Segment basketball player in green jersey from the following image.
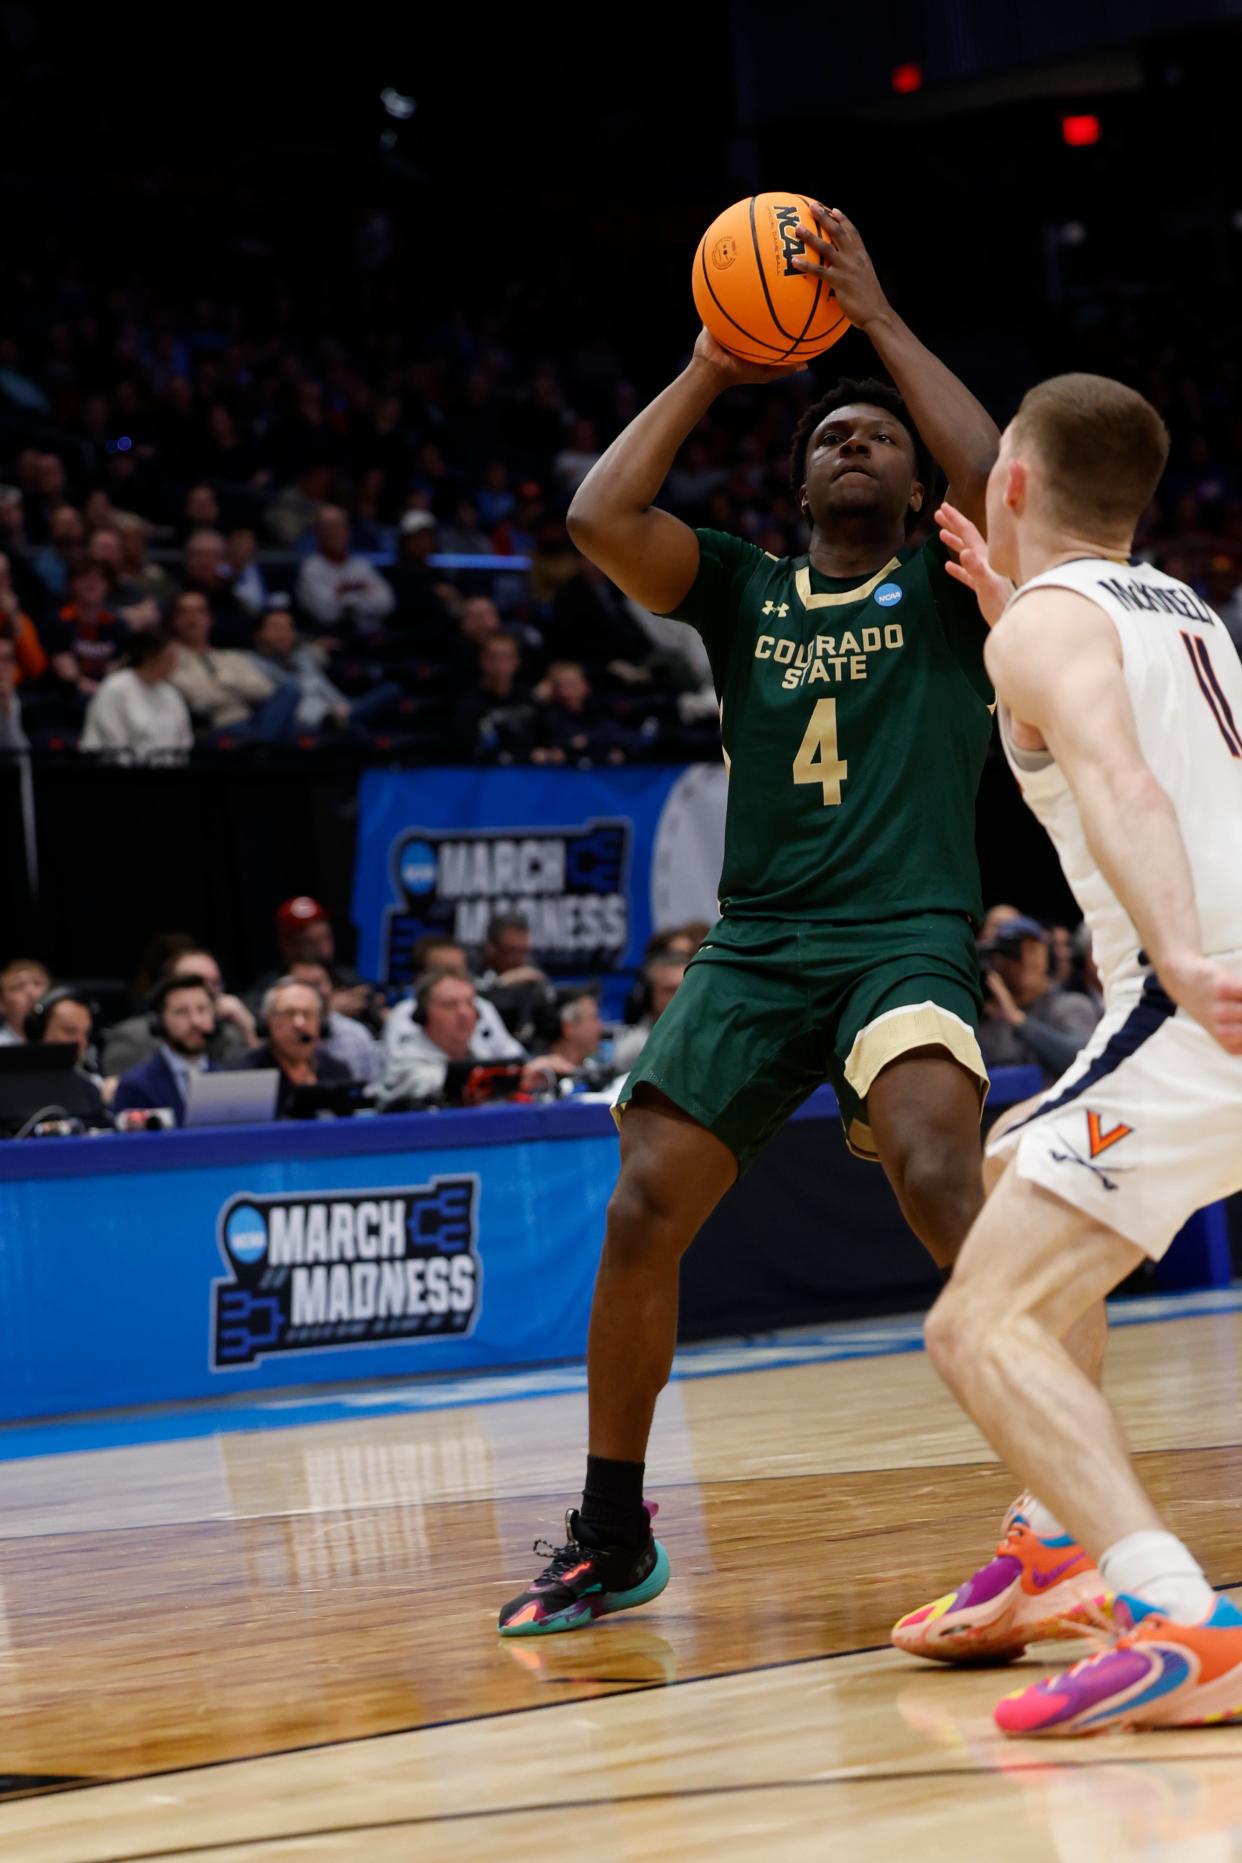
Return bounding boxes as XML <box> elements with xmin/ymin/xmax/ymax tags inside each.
<box><xmin>498</xmin><ymin>205</ymin><xmax>1001</xmax><ymax>1635</ymax></box>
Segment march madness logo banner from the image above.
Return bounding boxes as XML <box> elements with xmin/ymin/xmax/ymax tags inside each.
<box><xmin>351</xmin><ymin>765</ymin><xmax>730</xmax><ymax>999</ymax></box>
<box><xmin>211</xmin><ymin>1176</ymin><xmax>482</xmax><ymax>1369</ymax></box>
<box><xmin>381</xmin><ymin>819</ymin><xmax>630</xmax><ymax>986</ymax></box>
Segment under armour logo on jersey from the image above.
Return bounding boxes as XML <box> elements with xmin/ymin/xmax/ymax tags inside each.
<box><xmin>762</xmin><ymin>601</ymin><xmax>790</xmax><ymax>619</ymax></box>
<box><xmin>1086</xmin><ymin>1110</ymin><xmax>1133</xmax><ymax>1159</ymax></box>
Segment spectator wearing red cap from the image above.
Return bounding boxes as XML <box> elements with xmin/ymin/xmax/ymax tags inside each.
<box><xmin>247</xmin><ymin>899</ymin><xmax>375</xmax><ymax>1030</ymax></box>
<box><xmin>276</xmin><ymin>896</ymin><xmax>334</xmax><ymax>965</ymax></box>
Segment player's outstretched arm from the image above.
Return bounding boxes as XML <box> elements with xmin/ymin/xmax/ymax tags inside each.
<box><xmin>988</xmin><ymin>591</ymin><xmax>1242</xmax><ymax>1053</ymax></box>
<box><xmin>568</xmin><ymin>330</ymin><xmax>802</xmax><ymax>615</ymax></box>
<box><xmin>794</xmin><ymin>206</ymin><xmax>998</xmax><ymax>530</ymax></box>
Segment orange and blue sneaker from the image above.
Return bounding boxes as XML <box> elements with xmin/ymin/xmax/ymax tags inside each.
<box><xmin>497</xmin><ymin>1502</ymin><xmax>670</xmax><ymax>1636</ymax></box>
<box><xmin>995</xmin><ymin>1592</ymin><xmax>1242</xmax><ymax>1736</ymax></box>
<box><xmin>892</xmin><ymin>1504</ymin><xmax>1108</xmax><ymax>1664</ymax></box>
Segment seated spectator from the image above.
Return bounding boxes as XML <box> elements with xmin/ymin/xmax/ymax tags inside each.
<box><xmin>540</xmin><ymin>559</ymin><xmax>653</xmax><ymax>669</ymax></box>
<box><xmin>181</xmin><ymin>528</ymin><xmax>252</xmax><ymax>647</ymax></box>
<box><xmin>264</xmin><ymin>461</ymin><xmax>335</xmax><ymax>549</ymax></box>
<box><xmin>44</xmin><ymin>557</ymin><xmax>128</xmax><ymax>699</ymax></box>
<box><xmin>233</xmin><ymin>977</ymin><xmax>351</xmax><ymax>1117</ymax></box>
<box><xmin>248</xmin><ymin>899</ymin><xmax>375</xmax><ymax>1028</ymax></box>
<box><xmin>115</xmin><ymin>517</ymin><xmax>176</xmax><ymax>611</ymax></box>
<box><xmin>977</xmin><ymin>914</ymin><xmax>1102</xmax><ymax>1079</ymax></box>
<box><xmin>0</xmin><ymin>957</ymin><xmax>50</xmax><ymax>1046</ymax></box>
<box><xmin>226</xmin><ymin>528</ymin><xmax>270</xmax><ymax>618</ymax></box>
<box><xmin>87</xmin><ymin>525</ymin><xmax>148</xmax><ymax>609</ymax></box>
<box><xmin>552</xmin><ymin>418</ymin><xmax>602</xmax><ymax>495</ymax></box>
<box><xmin>531</xmin><ymin>660</ymin><xmax>630</xmax><ymax>765</ymax></box>
<box><xmin>181</xmin><ymin>484</ymin><xmax>221</xmax><ymax>540</ymax></box>
<box><xmin>103</xmin><ymin>945</ymin><xmax>257</xmax><ymax>1075</ymax></box>
<box><xmin>168</xmin><ymin>590</ymin><xmax>298</xmax><ymax>742</ymax></box>
<box><xmin>619</xmin><ymin>926</ymin><xmax>703</xmax><ymax>1025</ymax></box>
<box><xmin>528</xmin><ymin>986</ymin><xmax>609</xmax><ymax>1091</ymax></box>
<box><xmin>454</xmin><ymin>632</ymin><xmax>533</xmax><ymax>759</ymax></box>
<box><xmin>377</xmin><ymin>968</ymin><xmax>553</xmax><ymax>1105</ymax></box>
<box><xmin>439</xmin><ymin>498</ymin><xmax>492</xmax><ymax>557</ymax></box>
<box><xmin>613</xmin><ymin>954</ymin><xmax>687</xmax><ymax>1074</ymax></box>
<box><xmin>295</xmin><ymin>504</ymin><xmax>395</xmax><ymax>637</ymax></box>
<box><xmin>286</xmin><ymin>954</ymin><xmax>383</xmax><ymax>1084</ymax></box>
<box><xmin>25</xmin><ymin>985</ymin><xmax>109</xmax><ymax>1109</ymax></box>
<box><xmin>980</xmin><ymin>902</ymin><xmax>1022</xmax><ymax>941</ymax></box>
<box><xmin>384</xmin><ymin>511</ymin><xmax>457</xmax><ymax>644</ymax></box>
<box><xmin>383</xmin><ymin>934</ymin><xmax>525</xmax><ymax>1064</ymax></box>
<box><xmin>0</xmin><ymin>553</ymin><xmax>49</xmax><ymax>685</ymax></box>
<box><xmin>0</xmin><ymin>638</ymin><xmax>28</xmax><ymax>751</ymax></box>
<box><xmin>80</xmin><ymin>628</ymin><xmax>193</xmax><ymax>762</ymax></box>
<box><xmin>451</xmin><ymin>594</ymin><xmax>541</xmax><ymax>676</ymax></box>
<box><xmin>30</xmin><ymin>504</ymin><xmax>85</xmax><ymax>602</ymax></box>
<box><xmin>111</xmin><ymin>974</ymin><xmax>219</xmax><ymax>1125</ymax></box>
<box><xmin>249</xmin><ymin>603</ymin><xmax>401</xmax><ymax>737</ymax></box>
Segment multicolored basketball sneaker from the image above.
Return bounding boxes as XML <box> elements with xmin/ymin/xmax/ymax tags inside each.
<box><xmin>995</xmin><ymin>1592</ymin><xmax>1242</xmax><ymax>1736</ymax></box>
<box><xmin>892</xmin><ymin>1505</ymin><xmax>1108</xmax><ymax>1664</ymax></box>
<box><xmin>497</xmin><ymin>1501</ymin><xmax>670</xmax><ymax>1636</ymax></box>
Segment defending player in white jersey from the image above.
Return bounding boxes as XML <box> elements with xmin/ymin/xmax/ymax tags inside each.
<box><xmin>895</xmin><ymin>372</ymin><xmax>1242</xmax><ymax>1735</ymax></box>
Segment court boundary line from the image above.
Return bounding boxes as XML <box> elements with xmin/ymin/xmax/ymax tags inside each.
<box><xmin>85</xmin><ymin>1743</ymin><xmax>1242</xmax><ymax>1862</ymax></box>
<box><xmin>5</xmin><ymin>1578</ymin><xmax>1241</xmax><ymax>1823</ymax></box>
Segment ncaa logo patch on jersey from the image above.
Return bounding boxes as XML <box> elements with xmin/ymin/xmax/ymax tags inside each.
<box><xmin>874</xmin><ymin>582</ymin><xmax>904</xmax><ymax>608</ymax></box>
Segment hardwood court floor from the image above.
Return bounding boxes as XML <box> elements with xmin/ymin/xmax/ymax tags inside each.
<box><xmin>0</xmin><ymin>1303</ymin><xmax>1239</xmax><ymax>1858</ymax></box>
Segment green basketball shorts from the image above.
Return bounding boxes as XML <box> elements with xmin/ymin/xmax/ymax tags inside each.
<box><xmin>614</xmin><ymin>911</ymin><xmax>987</xmax><ymax>1168</ymax></box>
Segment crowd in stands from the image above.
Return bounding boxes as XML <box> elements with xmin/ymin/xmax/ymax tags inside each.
<box><xmin>0</xmin><ymin>279</ymin><xmax>1239</xmax><ymax>765</ymax></box>
<box><xmin>0</xmin><ymin>898</ymin><xmax>1104</xmax><ymax>1138</ymax></box>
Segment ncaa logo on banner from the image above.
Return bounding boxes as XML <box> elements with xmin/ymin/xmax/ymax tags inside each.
<box><xmin>381</xmin><ymin>820</ymin><xmax>632</xmax><ymax>986</ymax></box>
<box><xmin>211</xmin><ymin>1176</ymin><xmax>482</xmax><ymax>1369</ymax></box>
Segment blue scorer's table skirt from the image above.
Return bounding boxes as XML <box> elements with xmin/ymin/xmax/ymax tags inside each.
<box><xmin>0</xmin><ymin>1073</ymin><xmax>1229</xmax><ymax>1425</ymax></box>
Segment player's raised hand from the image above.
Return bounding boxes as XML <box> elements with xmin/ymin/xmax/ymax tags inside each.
<box><xmin>692</xmin><ymin>326</ymin><xmax>806</xmax><ymax>388</ymax></box>
<box><xmin>791</xmin><ymin>205</ymin><xmax>888</xmax><ymax>329</ymax></box>
<box><xmin>937</xmin><ymin>502</ymin><xmax>1014</xmax><ymax>627</ymax></box>
<box><xmin>1159</xmin><ymin>955</ymin><xmax>1242</xmax><ymax>1054</ymax></box>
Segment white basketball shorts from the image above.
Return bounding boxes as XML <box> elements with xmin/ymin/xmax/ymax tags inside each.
<box><xmin>986</xmin><ymin>966</ymin><xmax>1242</xmax><ymax>1259</ymax></box>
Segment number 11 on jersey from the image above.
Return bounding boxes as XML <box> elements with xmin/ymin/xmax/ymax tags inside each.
<box><xmin>793</xmin><ymin>698</ymin><xmax>848</xmax><ymax>806</ymax></box>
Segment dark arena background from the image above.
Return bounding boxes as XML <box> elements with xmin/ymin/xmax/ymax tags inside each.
<box><xmin>0</xmin><ymin>3</ymin><xmax>1240</xmax><ymax>1853</ymax></box>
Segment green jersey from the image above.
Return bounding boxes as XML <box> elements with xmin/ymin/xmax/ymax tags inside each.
<box><xmin>667</xmin><ymin>530</ymin><xmax>994</xmax><ymax>924</ymax></box>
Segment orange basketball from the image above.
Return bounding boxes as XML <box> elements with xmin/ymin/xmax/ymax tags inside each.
<box><xmin>692</xmin><ymin>192</ymin><xmax>851</xmax><ymax>366</ymax></box>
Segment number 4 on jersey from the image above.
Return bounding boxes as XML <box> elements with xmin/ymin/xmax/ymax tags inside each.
<box><xmin>793</xmin><ymin>698</ymin><xmax>848</xmax><ymax>806</ymax></box>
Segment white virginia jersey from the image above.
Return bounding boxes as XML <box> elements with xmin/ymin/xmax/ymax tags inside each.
<box><xmin>998</xmin><ymin>557</ymin><xmax>1242</xmax><ymax>999</ymax></box>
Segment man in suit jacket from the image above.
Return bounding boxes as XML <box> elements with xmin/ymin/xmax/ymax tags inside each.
<box><xmin>112</xmin><ymin>975</ymin><xmax>218</xmax><ymax>1125</ymax></box>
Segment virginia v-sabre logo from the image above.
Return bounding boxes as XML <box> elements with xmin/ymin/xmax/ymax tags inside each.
<box><xmin>381</xmin><ymin>819</ymin><xmax>631</xmax><ymax>985</ymax></box>
<box><xmin>212</xmin><ymin>1177</ymin><xmax>482</xmax><ymax>1369</ymax></box>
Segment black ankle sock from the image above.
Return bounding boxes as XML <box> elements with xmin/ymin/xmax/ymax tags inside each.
<box><xmin>578</xmin><ymin>1454</ymin><xmax>647</xmax><ymax>1547</ymax></box>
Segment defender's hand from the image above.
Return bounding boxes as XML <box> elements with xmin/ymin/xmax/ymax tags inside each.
<box><xmin>691</xmin><ymin>326</ymin><xmax>805</xmax><ymax>388</ymax></box>
<box><xmin>937</xmin><ymin>502</ymin><xmax>1014</xmax><ymax>627</ymax></box>
<box><xmin>791</xmin><ymin>205</ymin><xmax>888</xmax><ymax>329</ymax></box>
<box><xmin>1159</xmin><ymin>955</ymin><xmax>1242</xmax><ymax>1055</ymax></box>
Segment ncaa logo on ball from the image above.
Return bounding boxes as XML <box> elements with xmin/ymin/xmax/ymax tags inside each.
<box><xmin>874</xmin><ymin>582</ymin><xmax>904</xmax><ymax>608</ymax></box>
<box><xmin>711</xmin><ymin>236</ymin><xmax>737</xmax><ymax>270</ymax></box>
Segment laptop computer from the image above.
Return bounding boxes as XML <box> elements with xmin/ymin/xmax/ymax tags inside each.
<box><xmin>0</xmin><ymin>1043</ymin><xmax>105</xmax><ymax>1134</ymax></box>
<box><xmin>184</xmin><ymin>1068</ymin><xmax>281</xmax><ymax>1128</ymax></box>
